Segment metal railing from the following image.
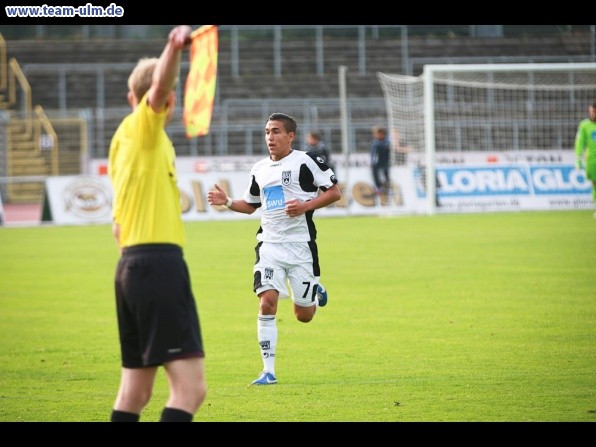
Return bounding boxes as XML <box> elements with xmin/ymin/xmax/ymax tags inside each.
<box><xmin>88</xmin><ymin>97</ymin><xmax>388</xmax><ymax>159</ymax></box>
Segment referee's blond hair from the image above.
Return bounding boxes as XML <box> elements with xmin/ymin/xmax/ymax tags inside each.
<box><xmin>128</xmin><ymin>57</ymin><xmax>157</xmax><ymax>103</ymax></box>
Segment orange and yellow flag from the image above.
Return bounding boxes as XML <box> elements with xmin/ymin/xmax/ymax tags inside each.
<box><xmin>184</xmin><ymin>25</ymin><xmax>218</xmax><ymax>138</ymax></box>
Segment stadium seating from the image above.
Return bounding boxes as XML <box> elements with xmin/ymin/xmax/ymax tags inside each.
<box><xmin>4</xmin><ymin>32</ymin><xmax>592</xmax><ymax>110</ymax></box>
<box><xmin>0</xmin><ymin>28</ymin><xmax>593</xmax><ymax>204</ymax></box>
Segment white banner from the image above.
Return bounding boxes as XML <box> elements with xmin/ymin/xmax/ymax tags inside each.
<box><xmin>43</xmin><ymin>163</ymin><xmax>592</xmax><ymax>225</ymax></box>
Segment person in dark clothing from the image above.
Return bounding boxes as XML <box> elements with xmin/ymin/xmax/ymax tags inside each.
<box><xmin>305</xmin><ymin>130</ymin><xmax>335</xmax><ymax>171</ymax></box>
<box><xmin>370</xmin><ymin>125</ymin><xmax>391</xmax><ymax>195</ymax></box>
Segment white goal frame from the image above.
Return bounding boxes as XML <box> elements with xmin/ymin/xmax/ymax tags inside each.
<box><xmin>379</xmin><ymin>62</ymin><xmax>596</xmax><ymax>215</ymax></box>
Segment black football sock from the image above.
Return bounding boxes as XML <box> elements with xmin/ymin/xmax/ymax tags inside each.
<box><xmin>160</xmin><ymin>407</ymin><xmax>193</xmax><ymax>422</ymax></box>
<box><xmin>110</xmin><ymin>410</ymin><xmax>140</xmax><ymax>422</ymax></box>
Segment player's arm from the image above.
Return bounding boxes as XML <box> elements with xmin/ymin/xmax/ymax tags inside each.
<box><xmin>112</xmin><ymin>222</ymin><xmax>122</xmax><ymax>253</ymax></box>
<box><xmin>575</xmin><ymin>123</ymin><xmax>586</xmax><ymax>169</ymax></box>
<box><xmin>307</xmin><ymin>183</ymin><xmax>341</xmax><ymax>211</ymax></box>
<box><xmin>148</xmin><ymin>25</ymin><xmax>192</xmax><ymax>113</ymax></box>
<box><xmin>207</xmin><ymin>184</ymin><xmax>258</xmax><ymax>215</ymax></box>
<box><xmin>286</xmin><ymin>184</ymin><xmax>341</xmax><ymax>217</ymax></box>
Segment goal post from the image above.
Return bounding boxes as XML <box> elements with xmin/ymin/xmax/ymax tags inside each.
<box><xmin>378</xmin><ymin>62</ymin><xmax>596</xmax><ymax>215</ymax></box>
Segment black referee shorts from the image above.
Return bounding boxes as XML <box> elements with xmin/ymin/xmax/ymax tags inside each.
<box><xmin>115</xmin><ymin>244</ymin><xmax>204</xmax><ymax>368</ymax></box>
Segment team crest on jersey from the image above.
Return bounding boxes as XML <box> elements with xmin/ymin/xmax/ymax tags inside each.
<box><xmin>264</xmin><ymin>268</ymin><xmax>274</xmax><ymax>280</ymax></box>
<box><xmin>282</xmin><ymin>171</ymin><xmax>292</xmax><ymax>186</ymax></box>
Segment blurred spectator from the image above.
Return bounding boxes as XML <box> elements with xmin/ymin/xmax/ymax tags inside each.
<box><xmin>304</xmin><ymin>130</ymin><xmax>335</xmax><ymax>171</ymax></box>
<box><xmin>370</xmin><ymin>125</ymin><xmax>391</xmax><ymax>195</ymax></box>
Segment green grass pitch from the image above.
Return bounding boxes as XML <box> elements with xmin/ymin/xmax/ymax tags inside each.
<box><xmin>0</xmin><ymin>210</ymin><xmax>595</xmax><ymax>422</ymax></box>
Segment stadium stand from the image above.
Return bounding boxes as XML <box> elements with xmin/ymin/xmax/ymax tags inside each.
<box><xmin>5</xmin><ymin>31</ymin><xmax>594</xmax><ymax>107</ymax></box>
<box><xmin>0</xmin><ymin>26</ymin><xmax>594</xmax><ymax>204</ymax></box>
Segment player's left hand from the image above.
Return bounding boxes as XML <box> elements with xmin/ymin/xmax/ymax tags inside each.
<box><xmin>285</xmin><ymin>199</ymin><xmax>304</xmax><ymax>217</ymax></box>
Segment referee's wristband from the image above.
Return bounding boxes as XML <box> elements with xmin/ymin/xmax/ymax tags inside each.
<box><xmin>225</xmin><ymin>197</ymin><xmax>233</xmax><ymax>208</ymax></box>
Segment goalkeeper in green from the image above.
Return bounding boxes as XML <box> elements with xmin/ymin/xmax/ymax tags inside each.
<box><xmin>575</xmin><ymin>101</ymin><xmax>596</xmax><ymax>216</ymax></box>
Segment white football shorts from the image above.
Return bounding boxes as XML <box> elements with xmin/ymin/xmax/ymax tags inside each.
<box><xmin>254</xmin><ymin>241</ymin><xmax>320</xmax><ymax>307</ymax></box>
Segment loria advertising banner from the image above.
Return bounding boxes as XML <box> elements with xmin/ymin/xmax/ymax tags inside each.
<box><xmin>42</xmin><ymin>159</ymin><xmax>592</xmax><ymax>225</ymax></box>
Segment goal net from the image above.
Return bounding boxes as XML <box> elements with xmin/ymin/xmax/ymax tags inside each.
<box><xmin>377</xmin><ymin>63</ymin><xmax>596</xmax><ymax>214</ymax></box>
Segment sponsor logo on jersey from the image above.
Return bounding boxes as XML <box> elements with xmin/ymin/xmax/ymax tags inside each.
<box><xmin>263</xmin><ymin>185</ymin><xmax>285</xmax><ymax>210</ymax></box>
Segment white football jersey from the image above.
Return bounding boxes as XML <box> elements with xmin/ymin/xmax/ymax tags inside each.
<box><xmin>242</xmin><ymin>149</ymin><xmax>338</xmax><ymax>243</ymax></box>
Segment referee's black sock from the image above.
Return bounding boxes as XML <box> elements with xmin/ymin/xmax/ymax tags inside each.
<box><xmin>160</xmin><ymin>407</ymin><xmax>193</xmax><ymax>422</ymax></box>
<box><xmin>110</xmin><ymin>410</ymin><xmax>140</xmax><ymax>422</ymax></box>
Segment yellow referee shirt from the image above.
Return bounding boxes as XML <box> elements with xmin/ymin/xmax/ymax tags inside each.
<box><xmin>108</xmin><ymin>93</ymin><xmax>185</xmax><ymax>248</ymax></box>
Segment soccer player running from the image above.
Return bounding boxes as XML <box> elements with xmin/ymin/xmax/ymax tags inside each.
<box><xmin>207</xmin><ymin>112</ymin><xmax>341</xmax><ymax>385</ymax></box>
<box><xmin>575</xmin><ymin>100</ymin><xmax>596</xmax><ymax>218</ymax></box>
<box><xmin>108</xmin><ymin>25</ymin><xmax>206</xmax><ymax>421</ymax></box>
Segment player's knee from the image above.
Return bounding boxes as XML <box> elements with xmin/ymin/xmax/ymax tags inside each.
<box><xmin>258</xmin><ymin>290</ymin><xmax>278</xmax><ymax>315</ymax></box>
<box><xmin>172</xmin><ymin>379</ymin><xmax>207</xmax><ymax>414</ymax></box>
<box><xmin>189</xmin><ymin>382</ymin><xmax>207</xmax><ymax>412</ymax></box>
<box><xmin>118</xmin><ymin>387</ymin><xmax>152</xmax><ymax>413</ymax></box>
<box><xmin>294</xmin><ymin>307</ymin><xmax>315</xmax><ymax>323</ymax></box>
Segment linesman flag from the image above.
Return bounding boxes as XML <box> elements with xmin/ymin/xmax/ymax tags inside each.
<box><xmin>184</xmin><ymin>25</ymin><xmax>218</xmax><ymax>138</ymax></box>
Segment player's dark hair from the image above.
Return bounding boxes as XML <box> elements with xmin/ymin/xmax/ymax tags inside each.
<box><xmin>268</xmin><ymin>112</ymin><xmax>297</xmax><ymax>134</ymax></box>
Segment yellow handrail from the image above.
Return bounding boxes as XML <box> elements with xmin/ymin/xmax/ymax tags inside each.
<box><xmin>34</xmin><ymin>105</ymin><xmax>59</xmax><ymax>176</ymax></box>
<box><xmin>8</xmin><ymin>57</ymin><xmax>33</xmax><ymax>136</ymax></box>
<box><xmin>0</xmin><ymin>34</ymin><xmax>6</xmax><ymax>90</ymax></box>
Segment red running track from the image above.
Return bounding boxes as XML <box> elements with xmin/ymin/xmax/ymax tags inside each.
<box><xmin>1</xmin><ymin>203</ymin><xmax>42</xmax><ymax>225</ymax></box>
